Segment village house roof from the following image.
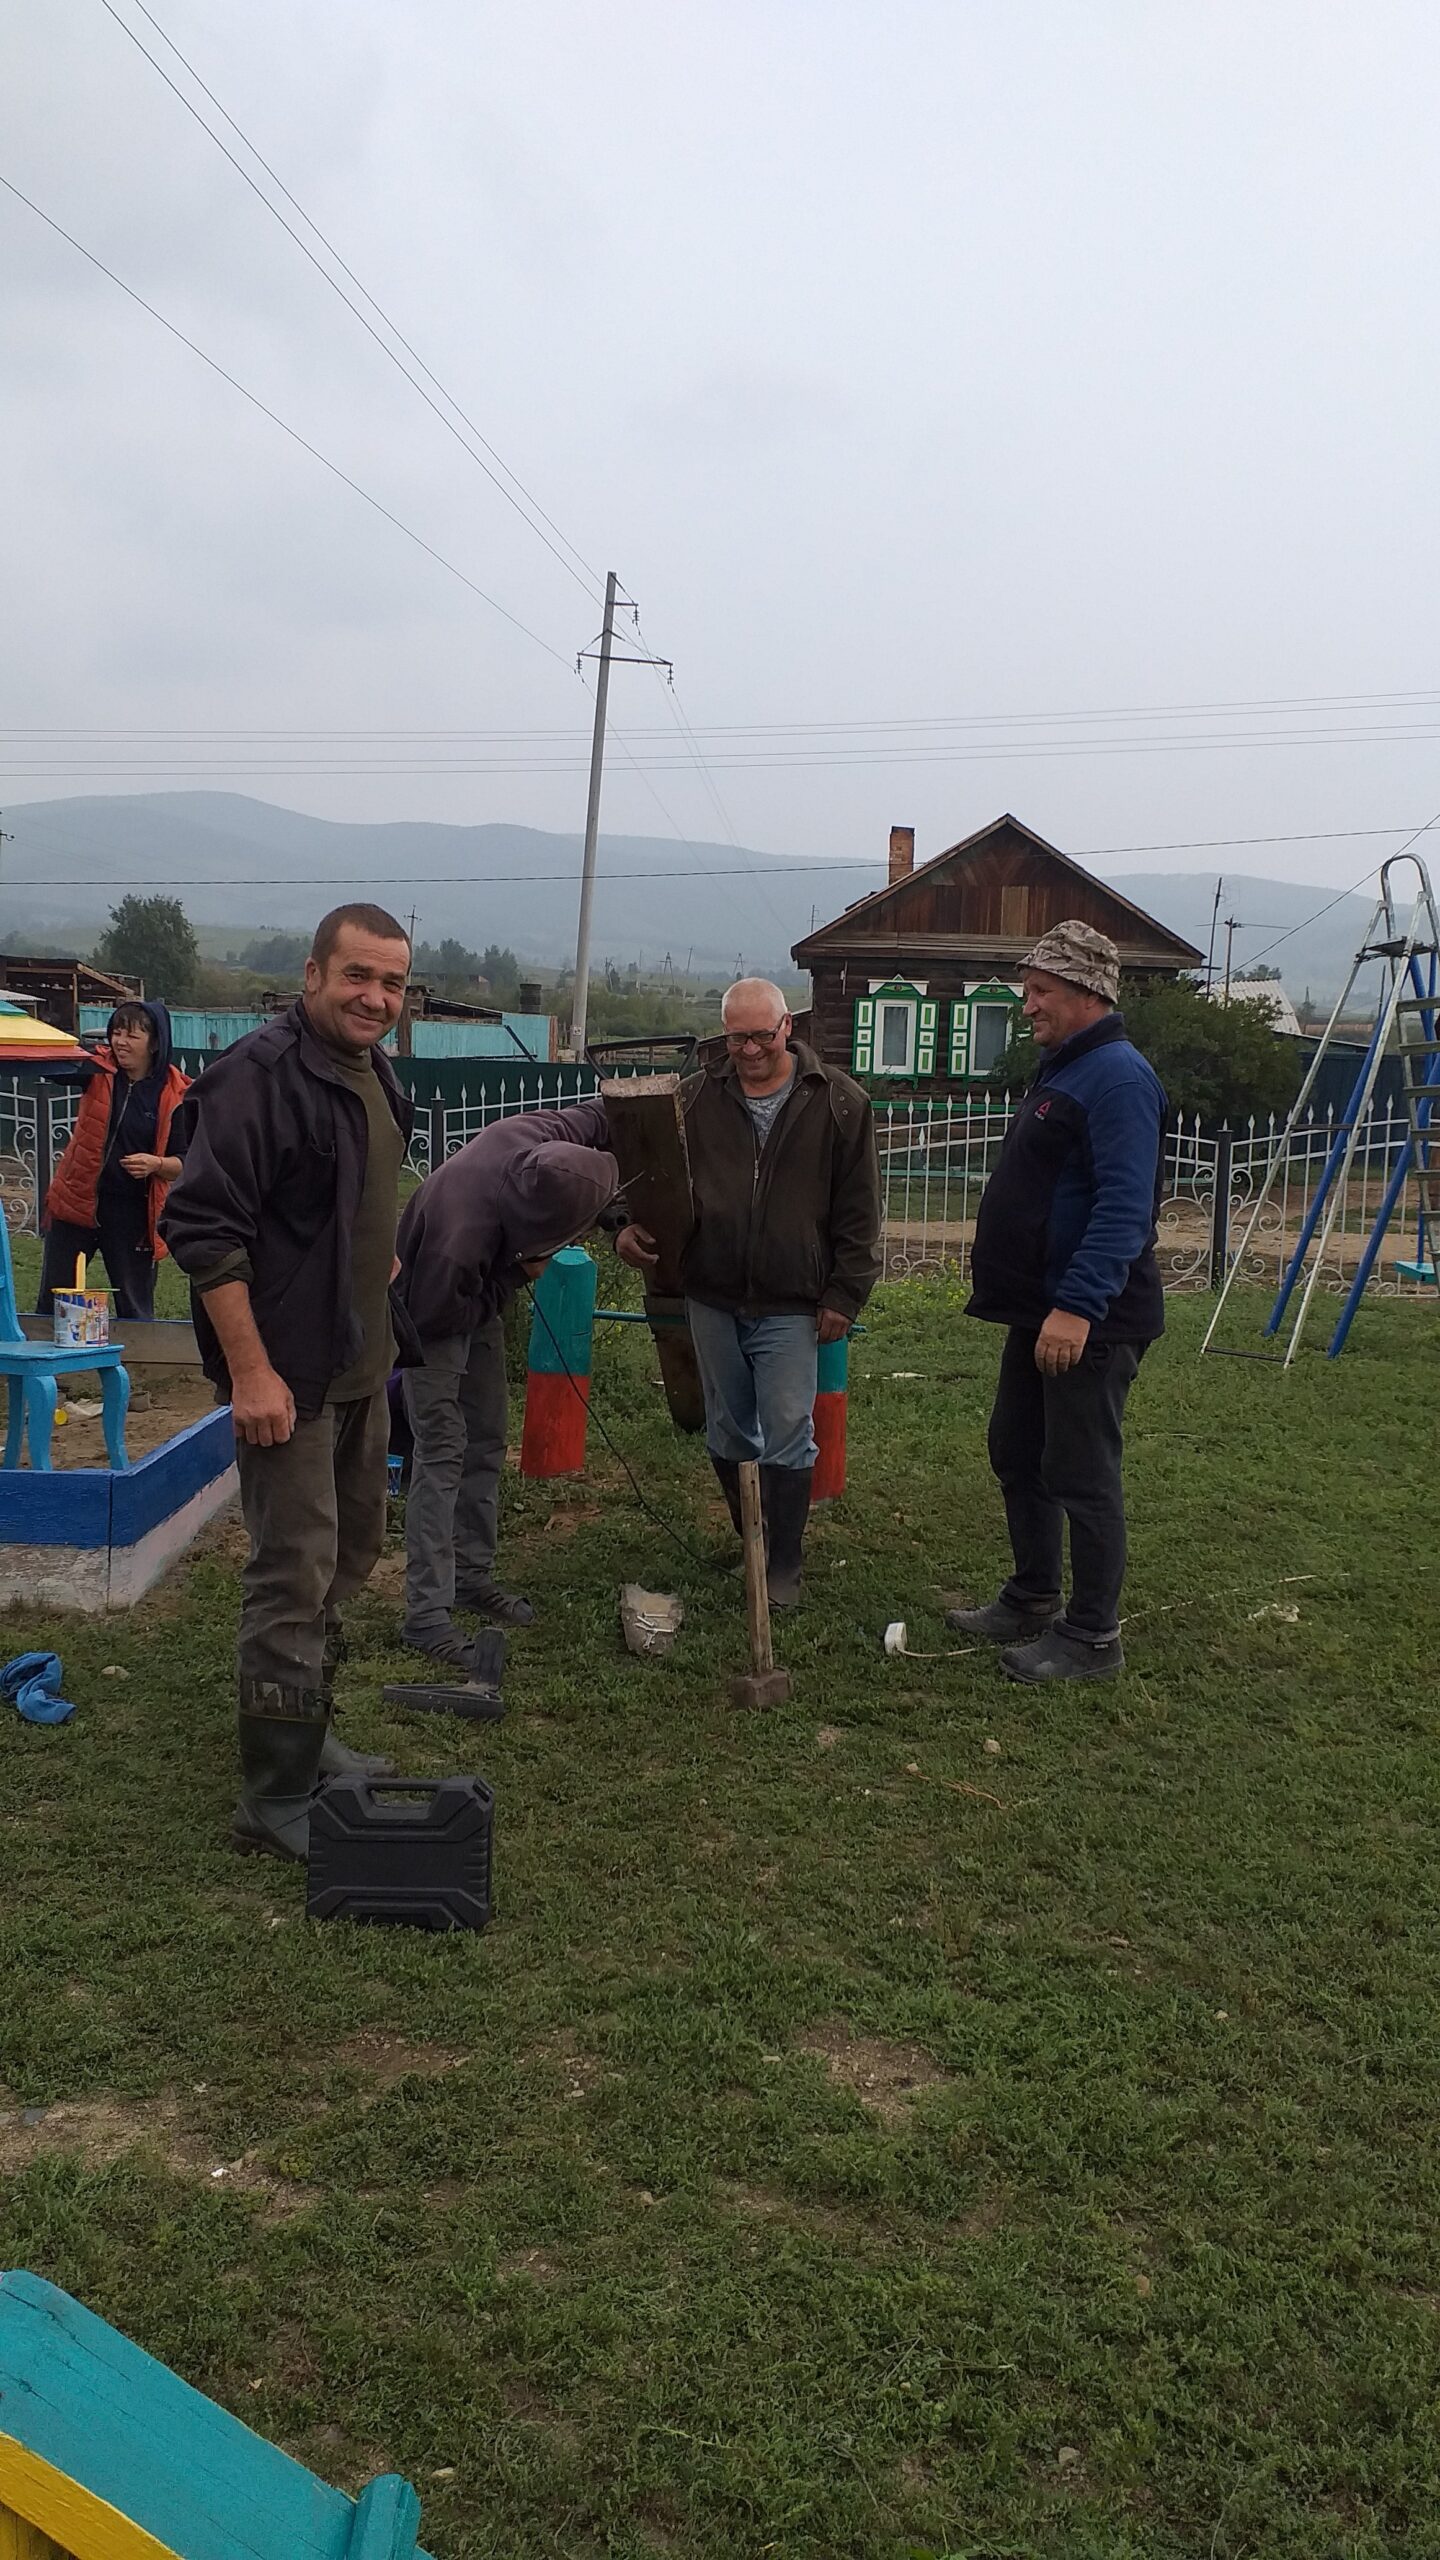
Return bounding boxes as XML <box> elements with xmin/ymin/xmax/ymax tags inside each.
<box><xmin>791</xmin><ymin>813</ymin><xmax>1202</xmax><ymax>973</ymax></box>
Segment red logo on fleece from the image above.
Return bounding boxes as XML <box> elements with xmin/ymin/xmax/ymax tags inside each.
<box><xmin>1034</xmin><ymin>1099</ymin><xmax>1051</xmax><ymax>1118</ymax></box>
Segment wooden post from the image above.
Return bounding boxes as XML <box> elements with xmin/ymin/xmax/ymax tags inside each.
<box><xmin>730</xmin><ymin>1458</ymin><xmax>790</xmax><ymax>1707</ymax></box>
<box><xmin>600</xmin><ymin>1072</ymin><xmax>706</xmax><ymax>1432</ymax></box>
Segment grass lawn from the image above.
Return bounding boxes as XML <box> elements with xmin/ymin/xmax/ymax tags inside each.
<box><xmin>1</xmin><ymin>1284</ymin><xmax>1437</xmax><ymax>2559</ymax></box>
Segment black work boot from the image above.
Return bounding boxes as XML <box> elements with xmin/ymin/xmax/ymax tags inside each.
<box><xmin>318</xmin><ymin>1629</ymin><xmax>395</xmax><ymax>1780</ymax></box>
<box><xmin>944</xmin><ymin>1594</ymin><xmax>1061</xmax><ymax>1643</ymax></box>
<box><xmin>454</xmin><ymin>1581</ymin><xmax>536</xmax><ymax>1629</ymax></box>
<box><xmin>400</xmin><ymin>1619</ymin><xmax>483</xmax><ymax>1671</ymax></box>
<box><xmin>232</xmin><ymin>1681</ymin><xmax>329</xmax><ymax>1862</ymax></box>
<box><xmin>1001</xmin><ymin>1623</ymin><xmax>1125</xmax><ymax>1684</ymax></box>
<box><xmin>760</xmin><ymin>1464</ymin><xmax>813</xmax><ymax>1610</ymax></box>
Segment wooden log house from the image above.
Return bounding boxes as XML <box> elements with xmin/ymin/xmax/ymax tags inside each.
<box><xmin>791</xmin><ymin>814</ymin><xmax>1201</xmax><ymax>1099</ymax></box>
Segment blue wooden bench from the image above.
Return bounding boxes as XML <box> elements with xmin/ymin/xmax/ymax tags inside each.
<box><xmin>0</xmin><ymin>2271</ymin><xmax>433</xmax><ymax>2558</ymax></box>
<box><xmin>0</xmin><ymin>1222</ymin><xmax>129</xmax><ymax>1472</ymax></box>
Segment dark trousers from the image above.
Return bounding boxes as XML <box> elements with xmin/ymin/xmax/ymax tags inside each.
<box><xmin>402</xmin><ymin>1317</ymin><xmax>508</xmax><ymax>1633</ymax></box>
<box><xmin>988</xmin><ymin>1327</ymin><xmax>1144</xmax><ymax>1640</ymax></box>
<box><xmin>39</xmin><ymin>1205</ymin><xmax>156</xmax><ymax>1320</ymax></box>
<box><xmin>234</xmin><ymin>1392</ymin><xmax>390</xmax><ymax>1699</ymax></box>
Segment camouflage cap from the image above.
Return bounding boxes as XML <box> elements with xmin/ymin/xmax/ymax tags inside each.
<box><xmin>1021</xmin><ymin>919</ymin><xmax>1120</xmax><ymax>1005</ymax></box>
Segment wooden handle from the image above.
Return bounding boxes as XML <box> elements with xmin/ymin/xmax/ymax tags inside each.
<box><xmin>737</xmin><ymin>1460</ymin><xmax>773</xmax><ymax>1674</ymax></box>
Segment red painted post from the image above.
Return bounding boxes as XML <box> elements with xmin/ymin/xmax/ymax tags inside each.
<box><xmin>812</xmin><ymin>1330</ymin><xmax>849</xmax><ymax>1502</ymax></box>
<box><xmin>520</xmin><ymin>1248</ymin><xmax>596</xmax><ymax>1479</ymax></box>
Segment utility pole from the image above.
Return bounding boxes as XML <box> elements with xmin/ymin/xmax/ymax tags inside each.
<box><xmin>569</xmin><ymin>576</ymin><xmax>671</xmax><ymax>1057</ymax></box>
<box><xmin>570</xmin><ymin>571</ymin><xmax>618</xmax><ymax>1058</ymax></box>
<box><xmin>1205</xmin><ymin>876</ymin><xmax>1223</xmax><ymax>993</ymax></box>
<box><xmin>1222</xmin><ymin>914</ymin><xmax>1241</xmax><ymax>1003</ymax></box>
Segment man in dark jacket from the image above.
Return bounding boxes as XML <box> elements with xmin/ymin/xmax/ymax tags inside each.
<box><xmin>951</xmin><ymin>920</ymin><xmax>1166</xmax><ymax>1684</ymax></box>
<box><xmin>161</xmin><ymin>904</ymin><xmax>413</xmax><ymax>1858</ymax></box>
<box><xmin>393</xmin><ymin>1104</ymin><xmax>618</xmax><ymax>1662</ymax></box>
<box><xmin>617</xmin><ymin>978</ymin><xmax>881</xmax><ymax>1608</ymax></box>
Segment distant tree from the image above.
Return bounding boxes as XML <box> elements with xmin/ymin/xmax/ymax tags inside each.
<box><xmin>478</xmin><ymin>944</ymin><xmax>521</xmax><ymax>1005</ymax></box>
<box><xmin>239</xmin><ymin>931</ymin><xmax>310</xmax><ymax>980</ymax></box>
<box><xmin>986</xmin><ymin>973</ymin><xmax>1301</xmax><ymax>1127</ymax></box>
<box><xmin>1247</xmin><ymin>962</ymin><xmax>1283</xmax><ymax>982</ymax></box>
<box><xmin>94</xmin><ymin>895</ymin><xmax>199</xmax><ymax>1001</ymax></box>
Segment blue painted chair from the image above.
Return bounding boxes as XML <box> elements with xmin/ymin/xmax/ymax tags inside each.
<box><xmin>0</xmin><ymin>2268</ymin><xmax>434</xmax><ymax>2557</ymax></box>
<box><xmin>0</xmin><ymin>1217</ymin><xmax>129</xmax><ymax>1472</ymax></box>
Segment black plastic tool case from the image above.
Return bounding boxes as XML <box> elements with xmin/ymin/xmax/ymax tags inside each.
<box><xmin>307</xmin><ymin>1774</ymin><xmax>494</xmax><ymax>1931</ymax></box>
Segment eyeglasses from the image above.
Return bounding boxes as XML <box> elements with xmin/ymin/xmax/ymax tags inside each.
<box><xmin>723</xmin><ymin>1026</ymin><xmax>787</xmax><ymax>1051</ymax></box>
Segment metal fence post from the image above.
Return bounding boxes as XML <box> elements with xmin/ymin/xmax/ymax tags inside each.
<box><xmin>1208</xmin><ymin>1125</ymin><xmax>1233</xmax><ymax>1289</ymax></box>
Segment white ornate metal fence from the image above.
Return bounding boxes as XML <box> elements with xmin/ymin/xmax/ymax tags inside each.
<box><xmin>2</xmin><ymin>1069</ymin><xmax>1430</xmax><ymax>1303</ymax></box>
<box><xmin>874</xmin><ymin>1094</ymin><xmax>1434</xmax><ymax>1296</ymax></box>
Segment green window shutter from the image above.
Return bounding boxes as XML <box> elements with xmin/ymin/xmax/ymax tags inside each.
<box><xmin>852</xmin><ymin>997</ymin><xmax>874</xmax><ymax>1075</ymax></box>
<box><xmin>916</xmin><ymin>998</ymin><xmax>938</xmax><ymax>1077</ymax></box>
<box><xmin>948</xmin><ymin>999</ymin><xmax>970</xmax><ymax>1078</ymax></box>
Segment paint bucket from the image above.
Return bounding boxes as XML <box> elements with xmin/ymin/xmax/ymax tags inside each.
<box><xmin>53</xmin><ymin>1289</ymin><xmax>111</xmax><ymax>1349</ymax></box>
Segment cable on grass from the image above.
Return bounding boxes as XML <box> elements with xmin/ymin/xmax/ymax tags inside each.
<box><xmin>524</xmin><ymin>1280</ymin><xmax>710</xmax><ymax>1570</ymax></box>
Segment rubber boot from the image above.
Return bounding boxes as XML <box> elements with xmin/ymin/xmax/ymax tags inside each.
<box><xmin>319</xmin><ymin>1628</ymin><xmax>395</xmax><ymax>1780</ymax></box>
<box><xmin>710</xmin><ymin>1453</ymin><xmax>745</xmax><ymax>1538</ymax></box>
<box><xmin>760</xmin><ymin>1464</ymin><xmax>813</xmax><ymax>1610</ymax></box>
<box><xmin>232</xmin><ymin>1681</ymin><xmax>329</xmax><ymax>1862</ymax></box>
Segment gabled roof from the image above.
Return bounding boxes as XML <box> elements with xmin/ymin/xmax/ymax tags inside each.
<box><xmin>792</xmin><ymin>812</ymin><xmax>1202</xmax><ymax>966</ymax></box>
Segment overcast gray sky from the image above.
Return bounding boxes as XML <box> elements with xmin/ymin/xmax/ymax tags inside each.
<box><xmin>5</xmin><ymin>0</ymin><xmax>1440</xmax><ymax>911</ymax></box>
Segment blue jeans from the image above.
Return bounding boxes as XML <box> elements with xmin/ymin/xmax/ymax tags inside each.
<box><xmin>685</xmin><ymin>1300</ymin><xmax>818</xmax><ymax>1468</ymax></box>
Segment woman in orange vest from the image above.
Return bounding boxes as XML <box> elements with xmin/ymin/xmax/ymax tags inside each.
<box><xmin>38</xmin><ymin>1000</ymin><xmax>190</xmax><ymax>1320</ymax></box>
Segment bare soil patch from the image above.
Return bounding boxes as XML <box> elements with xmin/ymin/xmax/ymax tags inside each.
<box><xmin>496</xmin><ymin>2247</ymin><xmax>561</xmax><ymax>2283</ymax></box>
<box><xmin>42</xmin><ymin>1365</ymin><xmax>218</xmax><ymax>1470</ymax></box>
<box><xmin>795</xmin><ymin>2022</ymin><xmax>952</xmax><ymax>2127</ymax></box>
<box><xmin>0</xmin><ymin>2091</ymin><xmax>312</xmax><ymax>2218</ymax></box>
<box><xmin>331</xmin><ymin>2032</ymin><xmax>471</xmax><ymax>2086</ymax></box>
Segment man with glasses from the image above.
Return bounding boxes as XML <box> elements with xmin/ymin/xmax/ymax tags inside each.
<box><xmin>617</xmin><ymin>978</ymin><xmax>880</xmax><ymax>1607</ymax></box>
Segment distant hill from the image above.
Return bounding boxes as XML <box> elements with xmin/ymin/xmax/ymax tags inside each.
<box><xmin>0</xmin><ymin>794</ymin><xmax>1380</xmax><ymax>997</ymax></box>
<box><xmin>0</xmin><ymin>793</ymin><xmax>847</xmax><ymax>976</ymax></box>
<box><xmin>1099</xmin><ymin>872</ymin><xmax>1380</xmax><ymax>1006</ymax></box>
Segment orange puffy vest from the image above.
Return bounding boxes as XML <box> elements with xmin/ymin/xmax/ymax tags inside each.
<box><xmin>45</xmin><ymin>1053</ymin><xmax>191</xmax><ymax>1259</ymax></box>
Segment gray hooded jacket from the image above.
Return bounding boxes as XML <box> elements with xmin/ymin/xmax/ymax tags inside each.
<box><xmin>394</xmin><ymin>1101</ymin><xmax>618</xmax><ymax>1343</ymax></box>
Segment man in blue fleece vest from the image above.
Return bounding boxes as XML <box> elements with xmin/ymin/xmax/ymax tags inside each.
<box><xmin>950</xmin><ymin>920</ymin><xmax>1166</xmax><ymax>1683</ymax></box>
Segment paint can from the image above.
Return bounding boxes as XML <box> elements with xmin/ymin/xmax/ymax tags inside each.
<box><xmin>52</xmin><ymin>1289</ymin><xmax>110</xmax><ymax>1349</ymax></box>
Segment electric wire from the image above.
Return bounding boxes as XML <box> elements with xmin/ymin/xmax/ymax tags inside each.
<box><xmin>1240</xmin><ymin>806</ymin><xmax>1440</xmax><ymax>971</ymax></box>
<box><xmin>96</xmin><ymin>0</ymin><xmax>603</xmax><ymax>602</ymax></box>
<box><xmin>0</xmin><ymin>173</ymin><xmax>573</xmax><ymax>670</ymax></box>
<box><xmin>10</xmin><ymin>682</ymin><xmax>1440</xmax><ymax>738</ymax></box>
<box><xmin>523</xmin><ymin>1279</ymin><xmax>709</xmax><ymax>1568</ymax></box>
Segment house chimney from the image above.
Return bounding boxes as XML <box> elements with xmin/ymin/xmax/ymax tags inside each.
<box><xmin>888</xmin><ymin>825</ymin><xmax>915</xmax><ymax>885</ymax></box>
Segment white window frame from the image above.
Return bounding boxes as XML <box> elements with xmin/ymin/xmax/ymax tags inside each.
<box><xmin>968</xmin><ymin>999</ymin><xmax>1015</xmax><ymax>1076</ymax></box>
<box><xmin>874</xmin><ymin>997</ymin><xmax>917</xmax><ymax>1075</ymax></box>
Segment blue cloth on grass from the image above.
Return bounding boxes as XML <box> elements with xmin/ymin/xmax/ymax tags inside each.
<box><xmin>1</xmin><ymin>1651</ymin><xmax>77</xmax><ymax>1724</ymax></box>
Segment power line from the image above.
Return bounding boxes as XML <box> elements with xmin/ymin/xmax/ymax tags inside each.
<box><xmin>1240</xmin><ymin>806</ymin><xmax>1440</xmax><ymax>971</ymax></box>
<box><xmin>0</xmin><ymin>173</ymin><xmax>574</xmax><ymax>670</ymax></box>
<box><xmin>12</xmin><ymin>689</ymin><xmax>1440</xmax><ymax>748</ymax></box>
<box><xmin>97</xmin><ymin>0</ymin><xmax>603</xmax><ymax>602</ymax></box>
<box><xmin>11</xmin><ymin>725</ymin><xmax>1440</xmax><ymax>779</ymax></box>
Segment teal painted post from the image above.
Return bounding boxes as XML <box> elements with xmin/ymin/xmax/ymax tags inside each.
<box><xmin>520</xmin><ymin>1247</ymin><xmax>596</xmax><ymax>1477</ymax></box>
<box><xmin>812</xmin><ymin>1329</ymin><xmax>850</xmax><ymax>1501</ymax></box>
<box><xmin>348</xmin><ymin>2473</ymin><xmax>422</xmax><ymax>2555</ymax></box>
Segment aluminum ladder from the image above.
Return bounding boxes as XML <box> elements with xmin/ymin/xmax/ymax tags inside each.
<box><xmin>1202</xmin><ymin>851</ymin><xmax>1439</xmax><ymax>1364</ymax></box>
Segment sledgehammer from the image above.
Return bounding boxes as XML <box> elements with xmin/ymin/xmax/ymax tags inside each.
<box><xmin>729</xmin><ymin>1459</ymin><xmax>791</xmax><ymax>1709</ymax></box>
